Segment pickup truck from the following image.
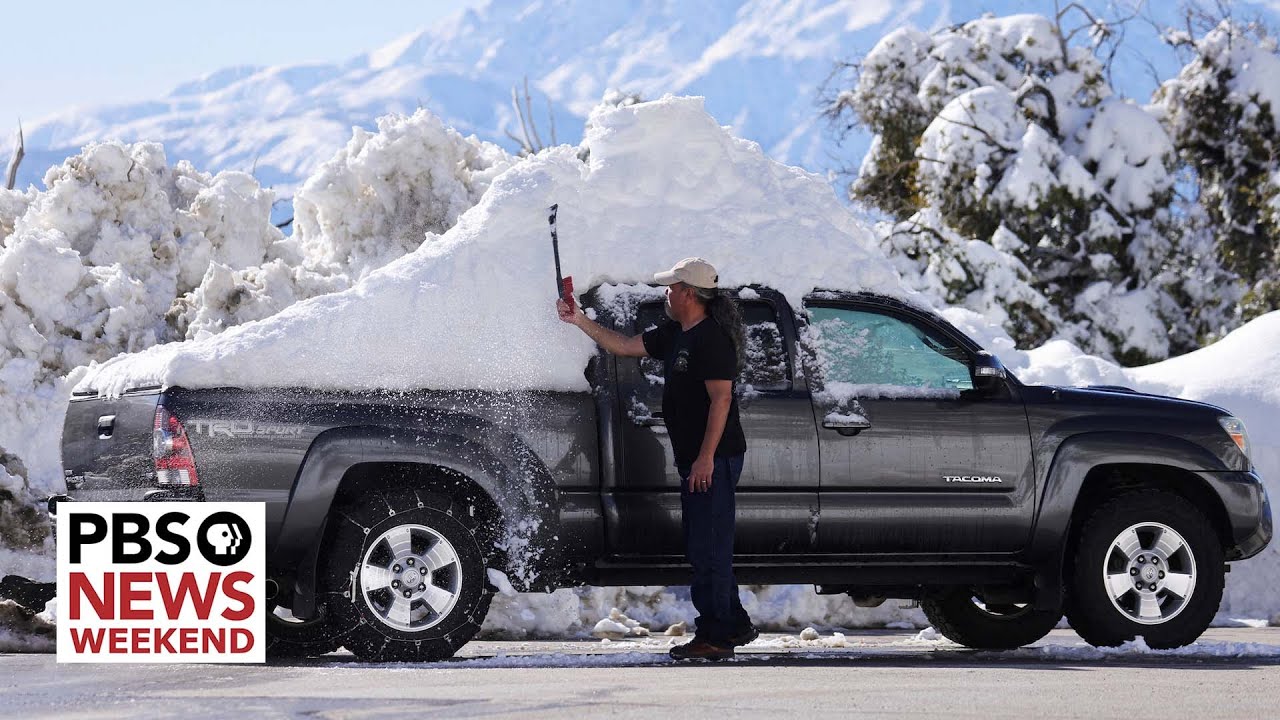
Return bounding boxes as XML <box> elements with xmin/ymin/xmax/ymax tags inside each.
<box><xmin>59</xmin><ymin>287</ymin><xmax>1272</xmax><ymax>661</ymax></box>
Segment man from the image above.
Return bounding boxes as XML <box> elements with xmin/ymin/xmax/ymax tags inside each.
<box><xmin>557</xmin><ymin>257</ymin><xmax>756</xmax><ymax>660</ymax></box>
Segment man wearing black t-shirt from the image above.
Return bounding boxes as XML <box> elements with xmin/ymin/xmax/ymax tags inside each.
<box><xmin>557</xmin><ymin>257</ymin><xmax>754</xmax><ymax>661</ymax></box>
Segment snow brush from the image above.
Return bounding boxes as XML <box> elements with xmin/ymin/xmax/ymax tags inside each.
<box><xmin>549</xmin><ymin>203</ymin><xmax>575</xmax><ymax>310</ymax></box>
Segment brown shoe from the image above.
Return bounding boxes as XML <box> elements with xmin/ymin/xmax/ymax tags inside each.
<box><xmin>669</xmin><ymin>639</ymin><xmax>734</xmax><ymax>661</ymax></box>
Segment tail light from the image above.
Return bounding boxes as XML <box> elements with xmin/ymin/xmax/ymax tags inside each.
<box><xmin>153</xmin><ymin>404</ymin><xmax>200</xmax><ymax>486</ymax></box>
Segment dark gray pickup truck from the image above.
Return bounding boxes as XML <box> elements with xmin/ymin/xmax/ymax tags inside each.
<box><xmin>59</xmin><ymin>288</ymin><xmax>1272</xmax><ymax>661</ymax></box>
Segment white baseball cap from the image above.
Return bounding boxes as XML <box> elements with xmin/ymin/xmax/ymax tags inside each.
<box><xmin>653</xmin><ymin>257</ymin><xmax>719</xmax><ymax>289</ymax></box>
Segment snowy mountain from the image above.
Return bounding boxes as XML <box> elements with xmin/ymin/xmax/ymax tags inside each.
<box><xmin>8</xmin><ymin>0</ymin><xmax>1259</xmax><ymax>195</ymax></box>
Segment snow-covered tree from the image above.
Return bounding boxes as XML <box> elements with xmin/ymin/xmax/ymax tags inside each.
<box><xmin>826</xmin><ymin>12</ymin><xmax>1237</xmax><ymax>364</ymax></box>
<box><xmin>1157</xmin><ymin>18</ymin><xmax>1280</xmax><ymax>321</ymax></box>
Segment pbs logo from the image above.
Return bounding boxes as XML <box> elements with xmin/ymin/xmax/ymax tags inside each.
<box><xmin>196</xmin><ymin>512</ymin><xmax>252</xmax><ymax>567</ymax></box>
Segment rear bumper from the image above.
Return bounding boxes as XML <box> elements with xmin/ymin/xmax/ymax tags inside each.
<box><xmin>1201</xmin><ymin>470</ymin><xmax>1272</xmax><ymax>560</ymax></box>
<box><xmin>48</xmin><ymin>486</ymin><xmax>205</xmax><ymax>516</ymax></box>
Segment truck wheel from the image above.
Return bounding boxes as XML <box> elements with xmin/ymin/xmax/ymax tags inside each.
<box><xmin>922</xmin><ymin>590</ymin><xmax>1061</xmax><ymax>649</ymax></box>
<box><xmin>265</xmin><ymin>604</ymin><xmax>349</xmax><ymax>659</ymax></box>
<box><xmin>1066</xmin><ymin>490</ymin><xmax>1223</xmax><ymax>649</ymax></box>
<box><xmin>322</xmin><ymin>488</ymin><xmax>494</xmax><ymax>662</ymax></box>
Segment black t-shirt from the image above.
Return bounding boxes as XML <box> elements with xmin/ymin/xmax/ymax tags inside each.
<box><xmin>641</xmin><ymin>316</ymin><xmax>748</xmax><ymax>466</ymax></box>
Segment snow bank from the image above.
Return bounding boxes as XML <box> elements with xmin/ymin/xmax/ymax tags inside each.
<box><xmin>0</xmin><ymin>142</ymin><xmax>282</xmax><ymax>507</ymax></box>
<box><xmin>1127</xmin><ymin>313</ymin><xmax>1280</xmax><ymax>618</ymax></box>
<box><xmin>173</xmin><ymin>109</ymin><xmax>513</xmax><ymax>341</ymax></box>
<box><xmin>77</xmin><ymin>96</ymin><xmax>903</xmax><ymax>396</ymax></box>
<box><xmin>481</xmin><ymin>585</ymin><xmax>926</xmax><ymax>639</ymax></box>
<box><xmin>0</xmin><ymin>109</ymin><xmax>506</xmax><ymax>601</ymax></box>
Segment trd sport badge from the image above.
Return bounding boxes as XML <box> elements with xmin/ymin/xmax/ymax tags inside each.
<box><xmin>56</xmin><ymin>502</ymin><xmax>266</xmax><ymax>663</ymax></box>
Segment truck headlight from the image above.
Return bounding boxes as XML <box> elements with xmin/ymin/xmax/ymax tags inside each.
<box><xmin>1218</xmin><ymin>416</ymin><xmax>1252</xmax><ymax>461</ymax></box>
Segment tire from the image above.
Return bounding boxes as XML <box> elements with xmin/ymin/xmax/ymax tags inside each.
<box><xmin>1066</xmin><ymin>490</ymin><xmax>1223</xmax><ymax>649</ymax></box>
<box><xmin>922</xmin><ymin>589</ymin><xmax>1062</xmax><ymax>649</ymax></box>
<box><xmin>322</xmin><ymin>488</ymin><xmax>494</xmax><ymax>662</ymax></box>
<box><xmin>265</xmin><ymin>603</ymin><xmax>349</xmax><ymax>659</ymax></box>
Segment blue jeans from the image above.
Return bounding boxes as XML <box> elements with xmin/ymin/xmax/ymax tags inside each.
<box><xmin>678</xmin><ymin>454</ymin><xmax>752</xmax><ymax>643</ymax></box>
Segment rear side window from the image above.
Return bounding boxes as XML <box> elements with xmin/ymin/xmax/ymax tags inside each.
<box><xmin>636</xmin><ymin>299</ymin><xmax>790</xmax><ymax>391</ymax></box>
<box><xmin>803</xmin><ymin>305</ymin><xmax>973</xmax><ymax>396</ymax></box>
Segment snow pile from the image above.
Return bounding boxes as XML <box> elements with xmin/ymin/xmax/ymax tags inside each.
<box><xmin>0</xmin><ymin>108</ymin><xmax>508</xmax><ymax>542</ymax></box>
<box><xmin>77</xmin><ymin>96</ymin><xmax>904</xmax><ymax>396</ymax></box>
<box><xmin>1127</xmin><ymin>313</ymin><xmax>1280</xmax><ymax>618</ymax></box>
<box><xmin>0</xmin><ymin>600</ymin><xmax>55</xmax><ymax>652</ymax></box>
<box><xmin>0</xmin><ymin>142</ymin><xmax>281</xmax><ymax>532</ymax></box>
<box><xmin>174</xmin><ymin>109</ymin><xmax>512</xmax><ymax>341</ymax></box>
<box><xmin>481</xmin><ymin>583</ymin><xmax>926</xmax><ymax>639</ymax></box>
<box><xmin>591</xmin><ymin>608</ymin><xmax>652</xmax><ymax>639</ymax></box>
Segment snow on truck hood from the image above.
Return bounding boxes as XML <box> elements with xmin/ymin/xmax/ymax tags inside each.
<box><xmin>75</xmin><ymin>96</ymin><xmax>909</xmax><ymax>397</ymax></box>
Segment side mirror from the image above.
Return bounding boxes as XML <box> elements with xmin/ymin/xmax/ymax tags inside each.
<box><xmin>971</xmin><ymin>351</ymin><xmax>1007</xmax><ymax>394</ymax></box>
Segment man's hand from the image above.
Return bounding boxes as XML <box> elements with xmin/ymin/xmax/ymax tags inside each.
<box><xmin>689</xmin><ymin>454</ymin><xmax>714</xmax><ymax>493</ymax></box>
<box><xmin>559</xmin><ymin>302</ymin><xmax>649</xmax><ymax>357</ymax></box>
<box><xmin>556</xmin><ymin>298</ymin><xmax>582</xmax><ymax>325</ymax></box>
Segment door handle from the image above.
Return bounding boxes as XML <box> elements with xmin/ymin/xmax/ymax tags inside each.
<box><xmin>97</xmin><ymin>415</ymin><xmax>116</xmax><ymax>439</ymax></box>
<box><xmin>822</xmin><ymin>419</ymin><xmax>871</xmax><ymax>437</ymax></box>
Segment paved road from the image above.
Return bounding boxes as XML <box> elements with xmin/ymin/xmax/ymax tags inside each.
<box><xmin>4</xmin><ymin>628</ymin><xmax>1280</xmax><ymax>719</ymax></box>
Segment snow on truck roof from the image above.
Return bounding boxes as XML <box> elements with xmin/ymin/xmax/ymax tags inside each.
<box><xmin>75</xmin><ymin>96</ymin><xmax>925</xmax><ymax>397</ymax></box>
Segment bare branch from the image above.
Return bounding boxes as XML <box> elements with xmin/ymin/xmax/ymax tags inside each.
<box><xmin>5</xmin><ymin>122</ymin><xmax>23</xmax><ymax>191</ymax></box>
<box><xmin>511</xmin><ymin>85</ymin><xmax>535</xmax><ymax>154</ymax></box>
<box><xmin>1057</xmin><ymin>1</ymin><xmax>1103</xmax><ymax>29</ymax></box>
<box><xmin>522</xmin><ymin>77</ymin><xmax>544</xmax><ymax>151</ymax></box>
<box><xmin>547</xmin><ymin>96</ymin><xmax>557</xmax><ymax>146</ymax></box>
<box><xmin>503</xmin><ymin>127</ymin><xmax>532</xmax><ymax>155</ymax></box>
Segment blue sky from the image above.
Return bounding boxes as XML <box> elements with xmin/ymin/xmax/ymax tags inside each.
<box><xmin>3</xmin><ymin>0</ymin><xmax>1278</xmax><ymax>133</ymax></box>
<box><xmin>0</xmin><ymin>0</ymin><xmax>485</xmax><ymax>124</ymax></box>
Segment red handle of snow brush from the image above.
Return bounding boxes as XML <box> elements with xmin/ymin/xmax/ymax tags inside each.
<box><xmin>560</xmin><ymin>276</ymin><xmax>576</xmax><ymax>310</ymax></box>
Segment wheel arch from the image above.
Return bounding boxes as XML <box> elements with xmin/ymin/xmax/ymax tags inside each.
<box><xmin>1027</xmin><ymin>432</ymin><xmax>1232</xmax><ymax>610</ymax></box>
<box><xmin>276</xmin><ymin>425</ymin><xmax>563</xmax><ymax>618</ymax></box>
<box><xmin>1061</xmin><ymin>463</ymin><xmax>1233</xmax><ymax>583</ymax></box>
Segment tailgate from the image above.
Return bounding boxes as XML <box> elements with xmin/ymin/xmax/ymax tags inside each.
<box><xmin>62</xmin><ymin>387</ymin><xmax>161</xmax><ymax>498</ymax></box>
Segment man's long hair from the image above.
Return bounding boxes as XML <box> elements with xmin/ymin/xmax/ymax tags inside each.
<box><xmin>693</xmin><ymin>286</ymin><xmax>745</xmax><ymax>374</ymax></box>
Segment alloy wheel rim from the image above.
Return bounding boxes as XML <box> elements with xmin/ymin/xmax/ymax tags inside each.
<box><xmin>359</xmin><ymin>523</ymin><xmax>463</xmax><ymax>632</ymax></box>
<box><xmin>1102</xmin><ymin>522</ymin><xmax>1196</xmax><ymax>625</ymax></box>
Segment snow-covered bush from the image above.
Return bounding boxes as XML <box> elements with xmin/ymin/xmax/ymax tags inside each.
<box><xmin>169</xmin><ymin>109</ymin><xmax>513</xmax><ymax>340</ymax></box>
<box><xmin>0</xmin><ymin>142</ymin><xmax>282</xmax><ymax>547</ymax></box>
<box><xmin>827</xmin><ymin>13</ymin><xmax>1238</xmax><ymax>364</ymax></box>
<box><xmin>0</xmin><ymin>107</ymin><xmax>512</xmax><ymax>556</ymax></box>
<box><xmin>1157</xmin><ymin>19</ymin><xmax>1280</xmax><ymax>321</ymax></box>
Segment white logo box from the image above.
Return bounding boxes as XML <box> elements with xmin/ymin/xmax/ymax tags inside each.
<box><xmin>56</xmin><ymin>502</ymin><xmax>266</xmax><ymax>663</ymax></box>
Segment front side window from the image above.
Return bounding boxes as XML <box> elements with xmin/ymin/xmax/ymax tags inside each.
<box><xmin>803</xmin><ymin>305</ymin><xmax>973</xmax><ymax>397</ymax></box>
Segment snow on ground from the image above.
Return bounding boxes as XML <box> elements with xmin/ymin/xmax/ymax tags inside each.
<box><xmin>0</xmin><ymin>600</ymin><xmax>54</xmax><ymax>653</ymax></box>
<box><xmin>0</xmin><ymin>142</ymin><xmax>283</xmax><ymax>518</ymax></box>
<box><xmin>480</xmin><ymin>583</ymin><xmax>927</xmax><ymax>639</ymax></box>
<box><xmin>980</xmin><ymin>636</ymin><xmax>1280</xmax><ymax>660</ymax></box>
